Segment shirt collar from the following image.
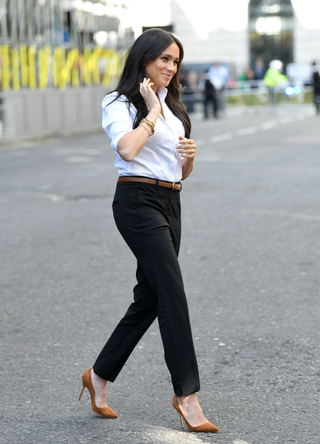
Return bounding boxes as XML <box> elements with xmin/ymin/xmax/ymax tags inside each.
<box><xmin>157</xmin><ymin>86</ymin><xmax>168</xmax><ymax>101</ymax></box>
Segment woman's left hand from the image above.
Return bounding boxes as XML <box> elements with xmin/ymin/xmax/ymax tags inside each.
<box><xmin>176</xmin><ymin>136</ymin><xmax>196</xmax><ymax>159</ymax></box>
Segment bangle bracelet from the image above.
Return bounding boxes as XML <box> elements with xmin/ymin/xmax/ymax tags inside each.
<box><xmin>139</xmin><ymin>122</ymin><xmax>152</xmax><ymax>136</ymax></box>
<box><xmin>141</xmin><ymin>117</ymin><xmax>155</xmax><ymax>130</ymax></box>
<box><xmin>145</xmin><ymin>118</ymin><xmax>155</xmax><ymax>128</ymax></box>
<box><xmin>140</xmin><ymin>118</ymin><xmax>155</xmax><ymax>135</ymax></box>
<box><xmin>141</xmin><ymin>120</ymin><xmax>154</xmax><ymax>134</ymax></box>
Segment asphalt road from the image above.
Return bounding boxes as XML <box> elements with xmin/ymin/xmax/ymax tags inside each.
<box><xmin>1</xmin><ymin>105</ymin><xmax>320</xmax><ymax>444</ymax></box>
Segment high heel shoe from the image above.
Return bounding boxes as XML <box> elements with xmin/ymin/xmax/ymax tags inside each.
<box><xmin>79</xmin><ymin>367</ymin><xmax>118</xmax><ymax>418</ymax></box>
<box><xmin>172</xmin><ymin>395</ymin><xmax>219</xmax><ymax>433</ymax></box>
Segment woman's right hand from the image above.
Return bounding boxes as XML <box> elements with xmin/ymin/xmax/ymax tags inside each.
<box><xmin>117</xmin><ymin>78</ymin><xmax>161</xmax><ymax>162</ymax></box>
<box><xmin>140</xmin><ymin>78</ymin><xmax>161</xmax><ymax>113</ymax></box>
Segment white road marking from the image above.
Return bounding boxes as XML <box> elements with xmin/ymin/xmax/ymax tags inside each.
<box><xmin>292</xmin><ymin>213</ymin><xmax>320</xmax><ymax>221</ymax></box>
<box><xmin>210</xmin><ymin>133</ymin><xmax>233</xmax><ymax>143</ymax></box>
<box><xmin>145</xmin><ymin>428</ymin><xmax>204</xmax><ymax>443</ymax></box>
<box><xmin>205</xmin><ymin>111</ymin><xmax>310</xmax><ymax>146</ymax></box>
<box><xmin>260</xmin><ymin>120</ymin><xmax>277</xmax><ymax>129</ymax></box>
<box><xmin>279</xmin><ymin>116</ymin><xmax>295</xmax><ymax>124</ymax></box>
<box><xmin>233</xmin><ymin>440</ymin><xmax>253</xmax><ymax>444</ymax></box>
<box><xmin>237</xmin><ymin>126</ymin><xmax>257</xmax><ymax>135</ymax></box>
<box><xmin>49</xmin><ymin>194</ymin><xmax>66</xmax><ymax>202</ymax></box>
<box><xmin>81</xmin><ymin>149</ymin><xmax>103</xmax><ymax>155</ymax></box>
<box><xmin>65</xmin><ymin>156</ymin><xmax>92</xmax><ymax>163</ymax></box>
<box><xmin>51</xmin><ymin>149</ymin><xmax>82</xmax><ymax>155</ymax></box>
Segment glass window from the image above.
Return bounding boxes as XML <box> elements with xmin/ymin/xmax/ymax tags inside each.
<box><xmin>249</xmin><ymin>0</ymin><xmax>294</xmax><ymax>73</ymax></box>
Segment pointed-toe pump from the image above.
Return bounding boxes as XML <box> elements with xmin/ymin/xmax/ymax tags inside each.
<box><xmin>79</xmin><ymin>367</ymin><xmax>118</xmax><ymax>418</ymax></box>
<box><xmin>172</xmin><ymin>395</ymin><xmax>219</xmax><ymax>433</ymax></box>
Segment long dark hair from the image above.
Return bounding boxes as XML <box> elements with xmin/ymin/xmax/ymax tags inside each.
<box><xmin>110</xmin><ymin>28</ymin><xmax>191</xmax><ymax>138</ymax></box>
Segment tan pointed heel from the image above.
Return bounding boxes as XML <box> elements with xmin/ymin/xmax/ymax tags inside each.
<box><xmin>172</xmin><ymin>395</ymin><xmax>219</xmax><ymax>433</ymax></box>
<box><xmin>79</xmin><ymin>367</ymin><xmax>118</xmax><ymax>419</ymax></box>
<box><xmin>179</xmin><ymin>413</ymin><xmax>184</xmax><ymax>429</ymax></box>
<box><xmin>79</xmin><ymin>384</ymin><xmax>85</xmax><ymax>401</ymax></box>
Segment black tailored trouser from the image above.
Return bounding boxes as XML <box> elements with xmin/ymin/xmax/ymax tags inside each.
<box><xmin>93</xmin><ymin>181</ymin><xmax>200</xmax><ymax>396</ymax></box>
<box><xmin>204</xmin><ymin>93</ymin><xmax>218</xmax><ymax>118</ymax></box>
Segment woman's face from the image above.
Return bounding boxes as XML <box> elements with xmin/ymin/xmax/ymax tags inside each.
<box><xmin>144</xmin><ymin>43</ymin><xmax>180</xmax><ymax>91</ymax></box>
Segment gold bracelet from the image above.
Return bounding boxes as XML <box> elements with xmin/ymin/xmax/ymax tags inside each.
<box><xmin>139</xmin><ymin>122</ymin><xmax>152</xmax><ymax>136</ymax></box>
<box><xmin>140</xmin><ymin>118</ymin><xmax>155</xmax><ymax>135</ymax></box>
<box><xmin>145</xmin><ymin>118</ymin><xmax>155</xmax><ymax>129</ymax></box>
<box><xmin>141</xmin><ymin>120</ymin><xmax>154</xmax><ymax>134</ymax></box>
<box><xmin>141</xmin><ymin>117</ymin><xmax>155</xmax><ymax>129</ymax></box>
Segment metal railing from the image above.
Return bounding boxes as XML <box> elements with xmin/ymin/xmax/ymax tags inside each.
<box><xmin>0</xmin><ymin>92</ymin><xmax>15</xmax><ymax>141</ymax></box>
<box><xmin>181</xmin><ymin>81</ymin><xmax>314</xmax><ymax>115</ymax></box>
<box><xmin>0</xmin><ymin>82</ymin><xmax>314</xmax><ymax>142</ymax></box>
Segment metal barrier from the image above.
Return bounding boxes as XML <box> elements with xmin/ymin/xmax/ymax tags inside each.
<box><xmin>0</xmin><ymin>83</ymin><xmax>314</xmax><ymax>142</ymax></box>
<box><xmin>0</xmin><ymin>86</ymin><xmax>114</xmax><ymax>143</ymax></box>
<box><xmin>181</xmin><ymin>81</ymin><xmax>314</xmax><ymax>115</ymax></box>
<box><xmin>0</xmin><ymin>92</ymin><xmax>15</xmax><ymax>141</ymax></box>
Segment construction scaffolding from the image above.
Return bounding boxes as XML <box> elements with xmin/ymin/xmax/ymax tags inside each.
<box><xmin>0</xmin><ymin>1</ymin><xmax>134</xmax><ymax>140</ymax></box>
<box><xmin>1</xmin><ymin>0</ymin><xmax>63</xmax><ymax>46</ymax></box>
<box><xmin>0</xmin><ymin>0</ymin><xmax>131</xmax><ymax>48</ymax></box>
<box><xmin>0</xmin><ymin>0</ymin><xmax>134</xmax><ymax>92</ymax></box>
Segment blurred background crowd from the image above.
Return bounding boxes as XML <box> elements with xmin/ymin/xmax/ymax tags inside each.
<box><xmin>1</xmin><ymin>0</ymin><xmax>320</xmax><ymax>140</ymax></box>
<box><xmin>179</xmin><ymin>57</ymin><xmax>320</xmax><ymax>119</ymax></box>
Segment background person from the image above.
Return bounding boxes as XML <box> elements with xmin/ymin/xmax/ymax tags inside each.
<box><xmin>208</xmin><ymin>62</ymin><xmax>228</xmax><ymax>115</ymax></box>
<box><xmin>201</xmin><ymin>69</ymin><xmax>219</xmax><ymax>119</ymax></box>
<box><xmin>311</xmin><ymin>61</ymin><xmax>320</xmax><ymax>115</ymax></box>
<box><xmin>78</xmin><ymin>28</ymin><xmax>219</xmax><ymax>434</ymax></box>
<box><xmin>263</xmin><ymin>59</ymin><xmax>287</xmax><ymax>108</ymax></box>
<box><xmin>184</xmin><ymin>70</ymin><xmax>199</xmax><ymax>114</ymax></box>
<box><xmin>253</xmin><ymin>57</ymin><xmax>266</xmax><ymax>81</ymax></box>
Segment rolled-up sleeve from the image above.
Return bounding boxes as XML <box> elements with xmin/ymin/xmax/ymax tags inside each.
<box><xmin>102</xmin><ymin>94</ymin><xmax>136</xmax><ymax>152</ymax></box>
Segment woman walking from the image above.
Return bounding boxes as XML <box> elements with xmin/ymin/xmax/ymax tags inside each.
<box><xmin>79</xmin><ymin>28</ymin><xmax>219</xmax><ymax>433</ymax></box>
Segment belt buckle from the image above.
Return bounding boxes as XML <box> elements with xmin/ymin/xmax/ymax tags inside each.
<box><xmin>172</xmin><ymin>182</ymin><xmax>176</xmax><ymax>191</ymax></box>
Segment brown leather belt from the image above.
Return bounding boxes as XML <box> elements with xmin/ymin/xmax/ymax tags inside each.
<box><xmin>117</xmin><ymin>176</ymin><xmax>182</xmax><ymax>191</ymax></box>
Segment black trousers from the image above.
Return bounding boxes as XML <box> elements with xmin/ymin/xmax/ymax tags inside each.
<box><xmin>314</xmin><ymin>86</ymin><xmax>320</xmax><ymax>113</ymax></box>
<box><xmin>93</xmin><ymin>181</ymin><xmax>200</xmax><ymax>396</ymax></box>
<box><xmin>204</xmin><ymin>92</ymin><xmax>218</xmax><ymax>118</ymax></box>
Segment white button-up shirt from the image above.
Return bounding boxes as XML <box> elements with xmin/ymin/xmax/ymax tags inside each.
<box><xmin>102</xmin><ymin>87</ymin><xmax>184</xmax><ymax>182</ymax></box>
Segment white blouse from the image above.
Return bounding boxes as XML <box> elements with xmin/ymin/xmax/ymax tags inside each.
<box><xmin>102</xmin><ymin>86</ymin><xmax>184</xmax><ymax>182</ymax></box>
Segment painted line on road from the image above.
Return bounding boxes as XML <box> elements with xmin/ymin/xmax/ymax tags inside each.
<box><xmin>233</xmin><ymin>440</ymin><xmax>253</xmax><ymax>444</ymax></box>
<box><xmin>279</xmin><ymin>116</ymin><xmax>295</xmax><ymax>124</ymax></box>
<box><xmin>201</xmin><ymin>111</ymin><xmax>311</xmax><ymax>146</ymax></box>
<box><xmin>295</xmin><ymin>113</ymin><xmax>306</xmax><ymax>120</ymax></box>
<box><xmin>292</xmin><ymin>213</ymin><xmax>320</xmax><ymax>221</ymax></box>
<box><xmin>260</xmin><ymin>120</ymin><xmax>277</xmax><ymax>129</ymax></box>
<box><xmin>66</xmin><ymin>156</ymin><xmax>92</xmax><ymax>163</ymax></box>
<box><xmin>210</xmin><ymin>133</ymin><xmax>233</xmax><ymax>143</ymax></box>
<box><xmin>237</xmin><ymin>126</ymin><xmax>257</xmax><ymax>135</ymax></box>
<box><xmin>145</xmin><ymin>428</ymin><xmax>204</xmax><ymax>443</ymax></box>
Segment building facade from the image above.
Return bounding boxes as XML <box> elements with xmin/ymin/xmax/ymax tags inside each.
<box><xmin>149</xmin><ymin>0</ymin><xmax>320</xmax><ymax>75</ymax></box>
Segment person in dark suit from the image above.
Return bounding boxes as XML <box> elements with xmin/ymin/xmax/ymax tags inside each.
<box><xmin>311</xmin><ymin>61</ymin><xmax>320</xmax><ymax>114</ymax></box>
<box><xmin>203</xmin><ymin>70</ymin><xmax>218</xmax><ymax>119</ymax></box>
<box><xmin>254</xmin><ymin>58</ymin><xmax>266</xmax><ymax>81</ymax></box>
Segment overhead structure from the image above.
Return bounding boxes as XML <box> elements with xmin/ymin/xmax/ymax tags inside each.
<box><xmin>249</xmin><ymin>0</ymin><xmax>294</xmax><ymax>68</ymax></box>
<box><xmin>0</xmin><ymin>0</ymin><xmax>130</xmax><ymax>49</ymax></box>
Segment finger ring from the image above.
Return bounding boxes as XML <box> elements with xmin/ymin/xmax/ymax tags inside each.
<box><xmin>190</xmin><ymin>148</ymin><xmax>194</xmax><ymax>154</ymax></box>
